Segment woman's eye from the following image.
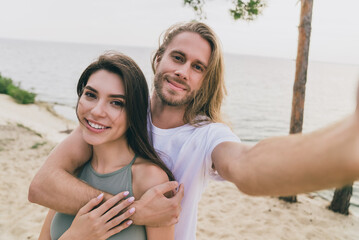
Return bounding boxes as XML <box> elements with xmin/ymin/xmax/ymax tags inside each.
<box><xmin>111</xmin><ymin>100</ymin><xmax>125</xmax><ymax>108</ymax></box>
<box><xmin>84</xmin><ymin>92</ymin><xmax>96</xmax><ymax>98</ymax></box>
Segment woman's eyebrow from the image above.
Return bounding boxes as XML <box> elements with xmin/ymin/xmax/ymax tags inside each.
<box><xmin>85</xmin><ymin>85</ymin><xmax>125</xmax><ymax>99</ymax></box>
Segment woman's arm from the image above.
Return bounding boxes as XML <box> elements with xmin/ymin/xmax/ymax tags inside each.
<box><xmin>132</xmin><ymin>161</ymin><xmax>176</xmax><ymax>239</ymax></box>
<box><xmin>38</xmin><ymin>209</ymin><xmax>55</xmax><ymax>240</ymax></box>
<box><xmin>146</xmin><ymin>226</ymin><xmax>175</xmax><ymax>240</ymax></box>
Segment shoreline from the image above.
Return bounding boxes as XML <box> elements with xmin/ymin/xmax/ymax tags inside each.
<box><xmin>1</xmin><ymin>94</ymin><xmax>359</xmax><ymax>239</ymax></box>
<box><xmin>0</xmin><ymin>94</ymin><xmax>76</xmax><ymax>142</ymax></box>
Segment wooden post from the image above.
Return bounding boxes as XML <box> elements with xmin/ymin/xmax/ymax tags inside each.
<box><xmin>280</xmin><ymin>0</ymin><xmax>313</xmax><ymax>203</ymax></box>
<box><xmin>329</xmin><ymin>184</ymin><xmax>353</xmax><ymax>215</ymax></box>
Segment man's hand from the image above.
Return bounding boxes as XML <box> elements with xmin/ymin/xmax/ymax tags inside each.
<box><xmin>130</xmin><ymin>181</ymin><xmax>184</xmax><ymax>227</ymax></box>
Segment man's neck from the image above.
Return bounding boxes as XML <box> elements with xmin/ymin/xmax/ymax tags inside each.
<box><xmin>150</xmin><ymin>94</ymin><xmax>187</xmax><ymax>129</ymax></box>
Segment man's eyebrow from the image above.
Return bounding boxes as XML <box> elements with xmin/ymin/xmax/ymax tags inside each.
<box><xmin>197</xmin><ymin>61</ymin><xmax>208</xmax><ymax>69</ymax></box>
<box><xmin>171</xmin><ymin>50</ymin><xmax>186</xmax><ymax>57</ymax></box>
<box><xmin>85</xmin><ymin>86</ymin><xmax>125</xmax><ymax>99</ymax></box>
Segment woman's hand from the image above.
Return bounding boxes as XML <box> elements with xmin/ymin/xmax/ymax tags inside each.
<box><xmin>60</xmin><ymin>191</ymin><xmax>136</xmax><ymax>240</ymax></box>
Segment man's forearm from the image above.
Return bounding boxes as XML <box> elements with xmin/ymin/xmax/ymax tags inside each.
<box><xmin>29</xmin><ymin>166</ymin><xmax>110</xmax><ymax>214</ymax></box>
<box><xmin>232</xmin><ymin>114</ymin><xmax>359</xmax><ymax>196</ymax></box>
<box><xmin>28</xmin><ymin>126</ymin><xmax>110</xmax><ymax>214</ymax></box>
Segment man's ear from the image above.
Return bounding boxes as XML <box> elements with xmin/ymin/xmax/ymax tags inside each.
<box><xmin>155</xmin><ymin>55</ymin><xmax>162</xmax><ymax>67</ymax></box>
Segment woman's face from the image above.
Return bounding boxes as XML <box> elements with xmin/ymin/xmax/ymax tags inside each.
<box><xmin>77</xmin><ymin>69</ymin><xmax>128</xmax><ymax>146</ymax></box>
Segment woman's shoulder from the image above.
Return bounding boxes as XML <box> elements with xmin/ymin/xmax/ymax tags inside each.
<box><xmin>131</xmin><ymin>157</ymin><xmax>170</xmax><ymax>198</ymax></box>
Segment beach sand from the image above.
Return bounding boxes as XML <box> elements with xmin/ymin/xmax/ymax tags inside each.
<box><xmin>1</xmin><ymin>93</ymin><xmax>359</xmax><ymax>240</ymax></box>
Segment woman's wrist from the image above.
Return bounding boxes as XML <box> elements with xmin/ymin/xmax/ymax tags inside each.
<box><xmin>59</xmin><ymin>229</ymin><xmax>77</xmax><ymax>240</ymax></box>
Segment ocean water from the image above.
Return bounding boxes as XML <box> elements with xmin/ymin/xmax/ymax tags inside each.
<box><xmin>1</xmin><ymin>38</ymin><xmax>358</xmax><ymax>214</ymax></box>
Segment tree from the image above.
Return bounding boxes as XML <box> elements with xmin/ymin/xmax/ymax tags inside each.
<box><xmin>184</xmin><ymin>0</ymin><xmax>266</xmax><ymax>21</ymax></box>
<box><xmin>279</xmin><ymin>0</ymin><xmax>313</xmax><ymax>203</ymax></box>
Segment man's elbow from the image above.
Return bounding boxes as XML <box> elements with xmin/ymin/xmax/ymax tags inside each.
<box><xmin>28</xmin><ymin>173</ymin><xmax>44</xmax><ymax>204</ymax></box>
<box><xmin>235</xmin><ymin>182</ymin><xmax>261</xmax><ymax>196</ymax></box>
<box><xmin>232</xmin><ymin>172</ymin><xmax>265</xmax><ymax>197</ymax></box>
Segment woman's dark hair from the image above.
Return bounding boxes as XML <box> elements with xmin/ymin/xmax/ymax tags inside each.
<box><xmin>76</xmin><ymin>51</ymin><xmax>175</xmax><ymax>181</ymax></box>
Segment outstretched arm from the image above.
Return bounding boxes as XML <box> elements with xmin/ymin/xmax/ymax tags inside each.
<box><xmin>213</xmin><ymin>103</ymin><xmax>359</xmax><ymax>196</ymax></box>
<box><xmin>28</xmin><ymin>126</ymin><xmax>104</xmax><ymax>214</ymax></box>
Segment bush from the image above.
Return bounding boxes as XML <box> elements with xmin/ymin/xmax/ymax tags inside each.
<box><xmin>0</xmin><ymin>73</ymin><xmax>36</xmax><ymax>104</ymax></box>
<box><xmin>6</xmin><ymin>84</ymin><xmax>36</xmax><ymax>104</ymax></box>
<box><xmin>0</xmin><ymin>74</ymin><xmax>13</xmax><ymax>94</ymax></box>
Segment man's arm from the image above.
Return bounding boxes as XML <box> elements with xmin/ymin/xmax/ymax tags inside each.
<box><xmin>28</xmin><ymin>126</ymin><xmax>104</xmax><ymax>214</ymax></box>
<box><xmin>29</xmin><ymin>126</ymin><xmax>183</xmax><ymax>225</ymax></box>
<box><xmin>213</xmin><ymin>112</ymin><xmax>359</xmax><ymax>196</ymax></box>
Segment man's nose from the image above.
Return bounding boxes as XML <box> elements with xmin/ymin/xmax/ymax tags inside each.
<box><xmin>174</xmin><ymin>63</ymin><xmax>190</xmax><ymax>81</ymax></box>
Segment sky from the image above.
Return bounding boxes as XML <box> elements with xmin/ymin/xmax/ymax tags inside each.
<box><xmin>0</xmin><ymin>0</ymin><xmax>358</xmax><ymax>64</ymax></box>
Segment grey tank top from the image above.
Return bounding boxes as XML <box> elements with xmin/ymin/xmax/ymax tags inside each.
<box><xmin>50</xmin><ymin>155</ymin><xmax>147</xmax><ymax>240</ymax></box>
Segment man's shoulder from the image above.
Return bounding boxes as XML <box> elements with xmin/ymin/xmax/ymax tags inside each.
<box><xmin>194</xmin><ymin>121</ymin><xmax>232</xmax><ymax>132</ymax></box>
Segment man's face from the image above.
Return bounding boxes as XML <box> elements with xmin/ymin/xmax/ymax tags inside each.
<box><xmin>154</xmin><ymin>31</ymin><xmax>211</xmax><ymax>107</ymax></box>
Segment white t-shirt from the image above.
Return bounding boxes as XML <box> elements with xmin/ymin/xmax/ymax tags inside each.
<box><xmin>148</xmin><ymin>116</ymin><xmax>241</xmax><ymax>240</ymax></box>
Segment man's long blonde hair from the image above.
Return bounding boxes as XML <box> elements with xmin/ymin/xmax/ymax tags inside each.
<box><xmin>151</xmin><ymin>21</ymin><xmax>226</xmax><ymax>125</ymax></box>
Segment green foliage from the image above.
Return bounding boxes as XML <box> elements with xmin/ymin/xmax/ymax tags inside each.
<box><xmin>184</xmin><ymin>0</ymin><xmax>206</xmax><ymax>19</ymax></box>
<box><xmin>0</xmin><ymin>73</ymin><xmax>36</xmax><ymax>104</ymax></box>
<box><xmin>184</xmin><ymin>0</ymin><xmax>266</xmax><ymax>21</ymax></box>
<box><xmin>31</xmin><ymin>141</ymin><xmax>47</xmax><ymax>149</ymax></box>
<box><xmin>230</xmin><ymin>0</ymin><xmax>266</xmax><ymax>21</ymax></box>
<box><xmin>16</xmin><ymin>123</ymin><xmax>42</xmax><ymax>137</ymax></box>
<box><xmin>0</xmin><ymin>74</ymin><xmax>13</xmax><ymax>94</ymax></box>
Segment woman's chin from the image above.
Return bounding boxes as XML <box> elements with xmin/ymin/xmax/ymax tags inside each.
<box><xmin>82</xmin><ymin>133</ymin><xmax>105</xmax><ymax>146</ymax></box>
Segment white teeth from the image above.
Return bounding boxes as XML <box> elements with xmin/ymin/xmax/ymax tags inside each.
<box><xmin>88</xmin><ymin>121</ymin><xmax>106</xmax><ymax>129</ymax></box>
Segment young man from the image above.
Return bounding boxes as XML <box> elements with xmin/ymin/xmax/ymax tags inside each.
<box><xmin>29</xmin><ymin>22</ymin><xmax>359</xmax><ymax>239</ymax></box>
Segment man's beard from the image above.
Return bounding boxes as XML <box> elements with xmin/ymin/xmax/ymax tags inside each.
<box><xmin>154</xmin><ymin>73</ymin><xmax>196</xmax><ymax>107</ymax></box>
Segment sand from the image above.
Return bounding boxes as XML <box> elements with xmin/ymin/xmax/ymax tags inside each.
<box><xmin>1</xmin><ymin>93</ymin><xmax>359</xmax><ymax>240</ymax></box>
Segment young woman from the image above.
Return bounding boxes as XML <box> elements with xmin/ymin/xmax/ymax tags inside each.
<box><xmin>39</xmin><ymin>52</ymin><xmax>175</xmax><ymax>240</ymax></box>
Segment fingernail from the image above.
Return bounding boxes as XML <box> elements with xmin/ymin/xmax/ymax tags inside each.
<box><xmin>127</xmin><ymin>197</ymin><xmax>135</xmax><ymax>203</ymax></box>
<box><xmin>97</xmin><ymin>193</ymin><xmax>104</xmax><ymax>200</ymax></box>
<box><xmin>127</xmin><ymin>220</ymin><xmax>133</xmax><ymax>225</ymax></box>
<box><xmin>129</xmin><ymin>207</ymin><xmax>135</xmax><ymax>214</ymax></box>
<box><xmin>123</xmin><ymin>191</ymin><xmax>129</xmax><ymax>196</ymax></box>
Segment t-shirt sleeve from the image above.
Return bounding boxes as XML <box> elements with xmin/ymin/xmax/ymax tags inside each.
<box><xmin>204</xmin><ymin>123</ymin><xmax>241</xmax><ymax>181</ymax></box>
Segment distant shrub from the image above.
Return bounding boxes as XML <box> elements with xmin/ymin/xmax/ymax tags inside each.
<box><xmin>0</xmin><ymin>73</ymin><xmax>36</xmax><ymax>104</ymax></box>
<box><xmin>0</xmin><ymin>74</ymin><xmax>13</xmax><ymax>94</ymax></box>
<box><xmin>6</xmin><ymin>84</ymin><xmax>36</xmax><ymax>104</ymax></box>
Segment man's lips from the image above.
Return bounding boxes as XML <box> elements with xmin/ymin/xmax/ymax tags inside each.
<box><xmin>166</xmin><ymin>77</ymin><xmax>189</xmax><ymax>91</ymax></box>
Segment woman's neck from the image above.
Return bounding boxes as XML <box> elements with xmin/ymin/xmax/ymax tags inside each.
<box><xmin>91</xmin><ymin>138</ymin><xmax>135</xmax><ymax>174</ymax></box>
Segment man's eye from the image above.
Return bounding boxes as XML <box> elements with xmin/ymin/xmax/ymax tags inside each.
<box><xmin>173</xmin><ymin>55</ymin><xmax>183</xmax><ymax>62</ymax></box>
<box><xmin>194</xmin><ymin>64</ymin><xmax>204</xmax><ymax>72</ymax></box>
